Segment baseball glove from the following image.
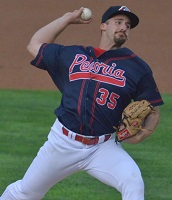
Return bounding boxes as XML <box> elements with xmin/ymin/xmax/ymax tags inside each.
<box><xmin>116</xmin><ymin>100</ymin><xmax>154</xmax><ymax>142</ymax></box>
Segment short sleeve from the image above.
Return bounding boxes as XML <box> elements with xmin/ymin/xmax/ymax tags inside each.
<box><xmin>30</xmin><ymin>43</ymin><xmax>66</xmax><ymax>91</ymax></box>
<box><xmin>134</xmin><ymin>73</ymin><xmax>164</xmax><ymax>107</ymax></box>
<box><xmin>31</xmin><ymin>43</ymin><xmax>64</xmax><ymax>71</ymax></box>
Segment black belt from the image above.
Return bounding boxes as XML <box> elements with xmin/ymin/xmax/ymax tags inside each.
<box><xmin>62</xmin><ymin>127</ymin><xmax>111</xmax><ymax>145</ymax></box>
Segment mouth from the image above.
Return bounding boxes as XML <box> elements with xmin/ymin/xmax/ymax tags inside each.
<box><xmin>115</xmin><ymin>32</ymin><xmax>127</xmax><ymax>38</ymax></box>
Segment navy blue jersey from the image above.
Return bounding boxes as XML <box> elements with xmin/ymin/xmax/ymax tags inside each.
<box><xmin>31</xmin><ymin>43</ymin><xmax>164</xmax><ymax>136</ymax></box>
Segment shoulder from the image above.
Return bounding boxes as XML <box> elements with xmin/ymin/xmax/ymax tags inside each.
<box><xmin>40</xmin><ymin>43</ymin><xmax>85</xmax><ymax>52</ymax></box>
<box><xmin>125</xmin><ymin>48</ymin><xmax>152</xmax><ymax>74</ymax></box>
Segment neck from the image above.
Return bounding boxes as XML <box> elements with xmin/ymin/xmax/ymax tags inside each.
<box><xmin>99</xmin><ymin>43</ymin><xmax>122</xmax><ymax>51</ymax></box>
<box><xmin>110</xmin><ymin>44</ymin><xmax>122</xmax><ymax>50</ymax></box>
<box><xmin>99</xmin><ymin>39</ymin><xmax>122</xmax><ymax>51</ymax></box>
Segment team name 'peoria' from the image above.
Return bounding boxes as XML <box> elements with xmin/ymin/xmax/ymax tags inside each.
<box><xmin>69</xmin><ymin>54</ymin><xmax>126</xmax><ymax>87</ymax></box>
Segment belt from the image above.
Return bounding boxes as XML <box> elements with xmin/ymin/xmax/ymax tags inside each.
<box><xmin>62</xmin><ymin>127</ymin><xmax>111</xmax><ymax>145</ymax></box>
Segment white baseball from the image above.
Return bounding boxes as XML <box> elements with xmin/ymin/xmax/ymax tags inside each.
<box><xmin>81</xmin><ymin>8</ymin><xmax>92</xmax><ymax>20</ymax></box>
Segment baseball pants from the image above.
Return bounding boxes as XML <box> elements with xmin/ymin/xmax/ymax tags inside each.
<box><xmin>0</xmin><ymin>118</ymin><xmax>144</xmax><ymax>200</ymax></box>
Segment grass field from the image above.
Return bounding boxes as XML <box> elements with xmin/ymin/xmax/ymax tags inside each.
<box><xmin>0</xmin><ymin>90</ymin><xmax>171</xmax><ymax>200</ymax></box>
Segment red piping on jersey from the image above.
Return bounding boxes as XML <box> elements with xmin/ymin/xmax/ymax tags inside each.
<box><xmin>78</xmin><ymin>80</ymin><xmax>86</xmax><ymax>116</ymax></box>
<box><xmin>78</xmin><ymin>80</ymin><xmax>86</xmax><ymax>134</ymax></box>
<box><xmin>105</xmin><ymin>54</ymin><xmax>136</xmax><ymax>64</ymax></box>
<box><xmin>150</xmin><ymin>98</ymin><xmax>163</xmax><ymax>104</ymax></box>
<box><xmin>89</xmin><ymin>82</ymin><xmax>101</xmax><ymax>134</ymax></box>
<box><xmin>78</xmin><ymin>57</ymin><xmax>94</xmax><ymax>134</ymax></box>
<box><xmin>35</xmin><ymin>43</ymin><xmax>47</xmax><ymax>67</ymax></box>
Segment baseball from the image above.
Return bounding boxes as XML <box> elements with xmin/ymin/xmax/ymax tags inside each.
<box><xmin>81</xmin><ymin>8</ymin><xmax>92</xmax><ymax>20</ymax></box>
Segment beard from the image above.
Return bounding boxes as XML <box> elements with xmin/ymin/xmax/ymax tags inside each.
<box><xmin>114</xmin><ymin>33</ymin><xmax>128</xmax><ymax>47</ymax></box>
<box><xmin>114</xmin><ymin>37</ymin><xmax>127</xmax><ymax>46</ymax></box>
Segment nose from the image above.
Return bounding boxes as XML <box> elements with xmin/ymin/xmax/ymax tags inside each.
<box><xmin>120</xmin><ymin>20</ymin><xmax>130</xmax><ymax>31</ymax></box>
<box><xmin>120</xmin><ymin>23</ymin><xmax>127</xmax><ymax>31</ymax></box>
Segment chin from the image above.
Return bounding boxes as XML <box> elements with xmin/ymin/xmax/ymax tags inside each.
<box><xmin>114</xmin><ymin>37</ymin><xmax>127</xmax><ymax>46</ymax></box>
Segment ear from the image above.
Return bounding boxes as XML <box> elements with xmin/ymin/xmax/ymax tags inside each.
<box><xmin>100</xmin><ymin>23</ymin><xmax>106</xmax><ymax>31</ymax></box>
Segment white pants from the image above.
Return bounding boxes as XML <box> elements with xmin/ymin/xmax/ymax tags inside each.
<box><xmin>0</xmin><ymin>119</ymin><xmax>144</xmax><ymax>200</ymax></box>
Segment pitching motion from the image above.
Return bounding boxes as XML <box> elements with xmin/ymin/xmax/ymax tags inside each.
<box><xmin>0</xmin><ymin>5</ymin><xmax>163</xmax><ymax>200</ymax></box>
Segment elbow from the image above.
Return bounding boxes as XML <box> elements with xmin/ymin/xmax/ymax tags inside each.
<box><xmin>27</xmin><ymin>42</ymin><xmax>32</xmax><ymax>54</ymax></box>
<box><xmin>123</xmin><ymin>135</ymin><xmax>143</xmax><ymax>144</ymax></box>
<box><xmin>154</xmin><ymin>108</ymin><xmax>160</xmax><ymax>126</ymax></box>
<box><xmin>27</xmin><ymin>42</ymin><xmax>35</xmax><ymax>57</ymax></box>
<box><xmin>27</xmin><ymin>40</ymin><xmax>40</xmax><ymax>58</ymax></box>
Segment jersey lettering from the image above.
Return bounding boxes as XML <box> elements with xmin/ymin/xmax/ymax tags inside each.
<box><xmin>96</xmin><ymin>88</ymin><xmax>120</xmax><ymax>110</ymax></box>
<box><xmin>69</xmin><ymin>54</ymin><xmax>126</xmax><ymax>87</ymax></box>
<box><xmin>96</xmin><ymin>88</ymin><xmax>109</xmax><ymax>106</ymax></box>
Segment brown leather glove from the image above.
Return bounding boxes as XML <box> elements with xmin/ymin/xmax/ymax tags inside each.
<box><xmin>116</xmin><ymin>100</ymin><xmax>154</xmax><ymax>142</ymax></box>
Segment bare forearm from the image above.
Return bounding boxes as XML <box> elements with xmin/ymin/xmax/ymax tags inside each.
<box><xmin>27</xmin><ymin>14</ymin><xmax>73</xmax><ymax>57</ymax></box>
<box><xmin>31</xmin><ymin>17</ymin><xmax>70</xmax><ymax>44</ymax></box>
<box><xmin>123</xmin><ymin>107</ymin><xmax>160</xmax><ymax>144</ymax></box>
<box><xmin>27</xmin><ymin>7</ymin><xmax>92</xmax><ymax>57</ymax></box>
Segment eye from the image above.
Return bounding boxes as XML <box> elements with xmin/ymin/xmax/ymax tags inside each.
<box><xmin>126</xmin><ymin>24</ymin><xmax>131</xmax><ymax>29</ymax></box>
<box><xmin>115</xmin><ymin>21</ymin><xmax>121</xmax><ymax>25</ymax></box>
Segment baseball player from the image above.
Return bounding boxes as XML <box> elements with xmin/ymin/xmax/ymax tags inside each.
<box><xmin>0</xmin><ymin>6</ymin><xmax>164</xmax><ymax>200</ymax></box>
